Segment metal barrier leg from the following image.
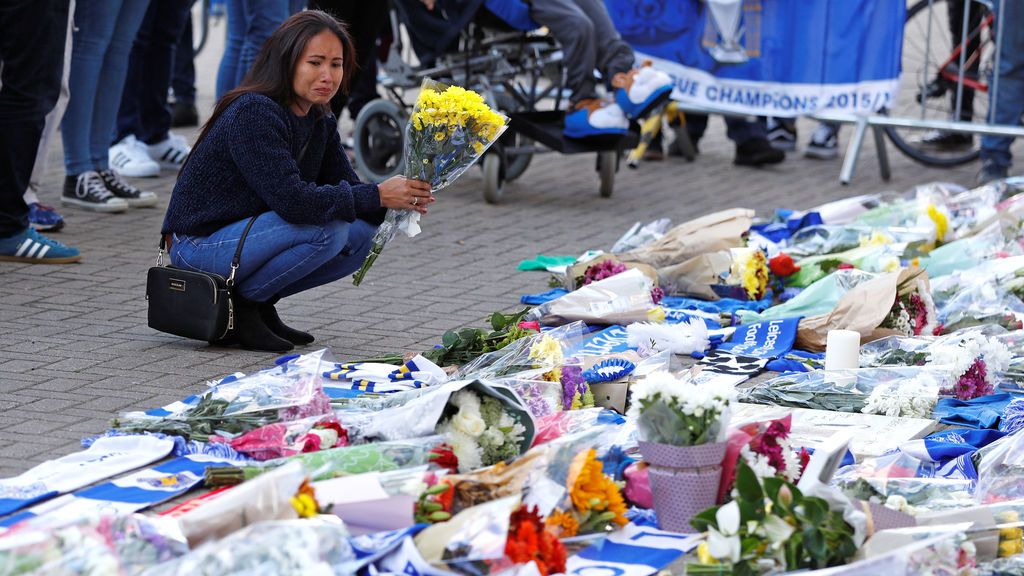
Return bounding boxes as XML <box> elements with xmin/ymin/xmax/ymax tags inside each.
<box><xmin>840</xmin><ymin>117</ymin><xmax>869</xmax><ymax>185</ymax></box>
<box><xmin>872</xmin><ymin>125</ymin><xmax>891</xmax><ymax>181</ymax></box>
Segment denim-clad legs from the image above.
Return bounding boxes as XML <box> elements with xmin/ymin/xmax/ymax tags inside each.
<box><xmin>170</xmin><ymin>212</ymin><xmax>377</xmax><ymax>302</ymax></box>
<box><xmin>980</xmin><ymin>0</ymin><xmax>1024</xmax><ymax>171</ymax></box>
<box><xmin>116</xmin><ymin>0</ymin><xmax>192</xmax><ymax>145</ymax></box>
<box><xmin>216</xmin><ymin>0</ymin><xmax>290</xmax><ymax>99</ymax></box>
<box><xmin>60</xmin><ymin>0</ymin><xmax>149</xmax><ymax>175</ymax></box>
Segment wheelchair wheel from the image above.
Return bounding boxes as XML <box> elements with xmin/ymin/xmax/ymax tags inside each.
<box><xmin>494</xmin><ymin>93</ymin><xmax>532</xmax><ymax>181</ymax></box>
<box><xmin>482</xmin><ymin>152</ymin><xmax>505</xmax><ymax>204</ymax></box>
<box><xmin>353</xmin><ymin>99</ymin><xmax>406</xmax><ymax>183</ymax></box>
<box><xmin>598</xmin><ymin>150</ymin><xmax>616</xmax><ymax>198</ymax></box>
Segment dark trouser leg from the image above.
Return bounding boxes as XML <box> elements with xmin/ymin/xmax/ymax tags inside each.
<box><xmin>529</xmin><ymin>0</ymin><xmax>599</xmax><ymax>104</ymax></box>
<box><xmin>571</xmin><ymin>0</ymin><xmax>635</xmax><ymax>81</ymax></box>
<box><xmin>172</xmin><ymin>6</ymin><xmax>197</xmax><ymax>107</ymax></box>
<box><xmin>0</xmin><ymin>0</ymin><xmax>70</xmax><ymax>238</ymax></box>
<box><xmin>116</xmin><ymin>0</ymin><xmax>192</xmax><ymax>145</ymax></box>
<box><xmin>311</xmin><ymin>0</ymin><xmax>387</xmax><ymax>119</ymax></box>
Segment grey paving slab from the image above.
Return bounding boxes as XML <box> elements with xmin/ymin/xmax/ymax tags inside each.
<box><xmin>2</xmin><ymin>15</ymin><xmax>1023</xmax><ymax>477</ymax></box>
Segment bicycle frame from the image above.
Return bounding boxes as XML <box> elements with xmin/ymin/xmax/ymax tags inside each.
<box><xmin>937</xmin><ymin>11</ymin><xmax>994</xmax><ymax>93</ymax></box>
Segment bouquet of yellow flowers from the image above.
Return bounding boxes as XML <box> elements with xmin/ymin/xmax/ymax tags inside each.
<box><xmin>352</xmin><ymin>79</ymin><xmax>508</xmax><ymax>285</ymax></box>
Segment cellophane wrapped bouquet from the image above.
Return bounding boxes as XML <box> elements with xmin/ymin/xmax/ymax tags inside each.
<box><xmin>352</xmin><ymin>79</ymin><xmax>508</xmax><ymax>285</ymax></box>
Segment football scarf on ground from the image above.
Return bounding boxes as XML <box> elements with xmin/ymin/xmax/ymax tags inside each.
<box><xmin>699</xmin><ymin>349</ymin><xmax>770</xmax><ymax>378</ymax></box>
<box><xmin>565</xmin><ymin>522</ymin><xmax>702</xmax><ymax>576</ymax></box>
<box><xmin>322</xmin><ymin>354</ymin><xmax>447</xmax><ymax>396</ymax></box>
<box><xmin>0</xmin><ymin>454</ymin><xmax>237</xmax><ymax>530</ymax></box>
<box><xmin>718</xmin><ymin>317</ymin><xmax>801</xmax><ymax>359</ymax></box>
<box><xmin>899</xmin><ymin>428</ymin><xmax>1007</xmax><ymax>481</ymax></box>
<box><xmin>0</xmin><ymin>435</ymin><xmax>174</xmax><ymax>518</ymax></box>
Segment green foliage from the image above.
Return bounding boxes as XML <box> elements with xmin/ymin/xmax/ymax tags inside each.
<box><xmin>422</xmin><ymin>308</ymin><xmax>531</xmax><ymax>366</ymax></box>
<box><xmin>690</xmin><ymin>461</ymin><xmax>857</xmax><ymax>574</ymax></box>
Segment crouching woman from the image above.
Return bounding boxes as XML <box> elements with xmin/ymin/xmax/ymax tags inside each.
<box><xmin>162</xmin><ymin>11</ymin><xmax>432</xmax><ymax>352</ymax></box>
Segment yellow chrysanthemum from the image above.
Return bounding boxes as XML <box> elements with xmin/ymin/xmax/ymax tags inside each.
<box><xmin>731</xmin><ymin>248</ymin><xmax>769</xmax><ymax>300</ymax></box>
<box><xmin>568</xmin><ymin>449</ymin><xmax>628</xmax><ymax>527</ymax></box>
<box><xmin>859</xmin><ymin>230</ymin><xmax>894</xmax><ymax>248</ymax></box>
<box><xmin>529</xmin><ymin>335</ymin><xmax>563</xmax><ymax>366</ymax></box>
<box><xmin>927</xmin><ymin>204</ymin><xmax>949</xmax><ymax>242</ymax></box>
<box><xmin>545</xmin><ymin>510</ymin><xmax>579</xmax><ymax>538</ymax></box>
<box><xmin>647</xmin><ymin>307</ymin><xmax>666</xmax><ymax>323</ymax></box>
<box><xmin>434</xmin><ymin>131</ymin><xmax>447</xmax><ymax>142</ymax></box>
<box><xmin>472</xmin><ymin>142</ymin><xmax>486</xmax><ymax>156</ymax></box>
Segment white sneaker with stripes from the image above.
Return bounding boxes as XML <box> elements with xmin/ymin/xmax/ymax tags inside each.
<box><xmin>109</xmin><ymin>135</ymin><xmax>160</xmax><ymax>178</ymax></box>
<box><xmin>147</xmin><ymin>133</ymin><xmax>191</xmax><ymax>170</ymax></box>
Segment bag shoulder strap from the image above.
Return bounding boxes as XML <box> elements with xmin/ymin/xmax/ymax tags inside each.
<box><xmin>157</xmin><ymin>215</ymin><xmax>259</xmax><ymax>287</ymax></box>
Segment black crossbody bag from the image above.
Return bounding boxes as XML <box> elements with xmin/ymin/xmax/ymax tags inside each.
<box><xmin>146</xmin><ymin>216</ymin><xmax>257</xmax><ymax>341</ymax></box>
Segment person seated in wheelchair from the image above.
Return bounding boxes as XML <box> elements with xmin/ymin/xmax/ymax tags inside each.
<box><xmin>412</xmin><ymin>0</ymin><xmax>675</xmax><ymax>140</ymax></box>
<box><xmin>162</xmin><ymin>11</ymin><xmax>433</xmax><ymax>352</ymax></box>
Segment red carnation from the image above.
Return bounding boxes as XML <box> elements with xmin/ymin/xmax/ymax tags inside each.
<box><xmin>768</xmin><ymin>253</ymin><xmax>800</xmax><ymax>277</ymax></box>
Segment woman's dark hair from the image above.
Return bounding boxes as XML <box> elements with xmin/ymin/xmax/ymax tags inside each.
<box><xmin>191</xmin><ymin>10</ymin><xmax>356</xmax><ymax>153</ymax></box>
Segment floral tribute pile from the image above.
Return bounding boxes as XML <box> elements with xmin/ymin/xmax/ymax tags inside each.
<box><xmin>9</xmin><ymin>178</ymin><xmax>1024</xmax><ymax>575</ymax></box>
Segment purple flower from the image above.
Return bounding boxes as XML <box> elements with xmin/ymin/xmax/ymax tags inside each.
<box><xmin>583</xmin><ymin>260</ymin><xmax>628</xmax><ymax>285</ymax></box>
<box><xmin>650</xmin><ymin>286</ymin><xmax>665</xmax><ymax>304</ymax></box>
<box><xmin>951</xmin><ymin>359</ymin><xmax>993</xmax><ymax>400</ymax></box>
<box><xmin>560</xmin><ymin>364</ymin><xmax>585</xmax><ymax>410</ymax></box>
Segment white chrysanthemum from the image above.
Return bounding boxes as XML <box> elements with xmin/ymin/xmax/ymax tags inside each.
<box><xmin>862</xmin><ymin>378</ymin><xmax>938</xmax><ymax>418</ymax></box>
<box><xmin>740</xmin><ymin>445</ymin><xmax>777</xmax><ymax>480</ymax></box>
<box><xmin>981</xmin><ymin>339</ymin><xmax>1012</xmax><ymax>381</ymax></box>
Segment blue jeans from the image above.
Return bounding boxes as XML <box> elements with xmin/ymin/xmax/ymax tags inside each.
<box><xmin>116</xmin><ymin>0</ymin><xmax>192</xmax><ymax>145</ymax></box>
<box><xmin>60</xmin><ymin>0</ymin><xmax>149</xmax><ymax>175</ymax></box>
<box><xmin>170</xmin><ymin>212</ymin><xmax>377</xmax><ymax>302</ymax></box>
<box><xmin>980</xmin><ymin>0</ymin><xmax>1024</xmax><ymax>170</ymax></box>
<box><xmin>216</xmin><ymin>0</ymin><xmax>289</xmax><ymax>99</ymax></box>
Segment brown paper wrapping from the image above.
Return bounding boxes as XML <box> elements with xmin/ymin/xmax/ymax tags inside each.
<box><xmin>795</xmin><ymin>268</ymin><xmax>926</xmax><ymax>352</ymax></box>
<box><xmin>619</xmin><ymin>208</ymin><xmax>755</xmax><ymax>270</ymax></box>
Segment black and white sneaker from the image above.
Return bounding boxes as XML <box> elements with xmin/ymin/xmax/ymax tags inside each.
<box><xmin>804</xmin><ymin>123</ymin><xmax>839</xmax><ymax>160</ymax></box>
<box><xmin>61</xmin><ymin>171</ymin><xmax>129</xmax><ymax>213</ymax></box>
<box><xmin>97</xmin><ymin>169</ymin><xmax>159</xmax><ymax>208</ymax></box>
<box><xmin>766</xmin><ymin>117</ymin><xmax>797</xmax><ymax>151</ymax></box>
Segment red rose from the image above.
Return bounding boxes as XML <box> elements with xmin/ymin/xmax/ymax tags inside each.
<box><xmin>837</xmin><ymin>263</ymin><xmax>855</xmax><ymax>270</ymax></box>
<box><xmin>769</xmin><ymin>253</ymin><xmax>800</xmax><ymax>277</ymax></box>
<box><xmin>518</xmin><ymin>321</ymin><xmax>541</xmax><ymax>332</ymax></box>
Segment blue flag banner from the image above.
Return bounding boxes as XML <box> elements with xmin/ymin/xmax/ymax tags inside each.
<box><xmin>606</xmin><ymin>0</ymin><xmax>905</xmax><ymax>116</ymax></box>
<box><xmin>567</xmin><ymin>325</ymin><xmax>634</xmax><ymax>357</ymax></box>
<box><xmin>566</xmin><ymin>522</ymin><xmax>701</xmax><ymax>576</ymax></box>
<box><xmin>718</xmin><ymin>317</ymin><xmax>801</xmax><ymax>359</ymax></box>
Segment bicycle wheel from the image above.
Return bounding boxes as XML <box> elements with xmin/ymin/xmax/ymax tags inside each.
<box><xmin>885</xmin><ymin>0</ymin><xmax>992</xmax><ymax>167</ymax></box>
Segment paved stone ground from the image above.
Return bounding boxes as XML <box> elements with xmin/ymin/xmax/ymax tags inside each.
<box><xmin>1</xmin><ymin>14</ymin><xmax>1020</xmax><ymax>477</ymax></box>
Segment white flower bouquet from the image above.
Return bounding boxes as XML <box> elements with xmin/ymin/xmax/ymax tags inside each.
<box><xmin>628</xmin><ymin>371</ymin><xmax>736</xmax><ymax>446</ymax></box>
<box><xmin>437</xmin><ymin>389</ymin><xmax>527</xmax><ymax>473</ymax></box>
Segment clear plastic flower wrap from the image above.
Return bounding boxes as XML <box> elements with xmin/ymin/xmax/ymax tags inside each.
<box><xmin>912</xmin><ymin>180</ymin><xmax>1001</xmax><ymax>237</ymax></box>
<box><xmin>112</xmin><ymin>350</ymin><xmax>330</xmax><ymax>441</ymax></box>
<box><xmin>140</xmin><ymin>520</ymin><xmax>355</xmax><ymax>576</ymax></box>
<box><xmin>860</xmin><ymin>326</ymin><xmax>1007</xmax><ymax>367</ymax></box>
<box><xmin>974</xmin><ymin>432</ymin><xmax>1024</xmax><ymax>504</ymax></box>
<box><xmin>0</xmin><ymin>514</ymin><xmax>187</xmax><ymax>576</ymax></box>
<box><xmin>456</xmin><ymin>322</ymin><xmax>586</xmax><ymax>381</ymax></box>
<box><xmin>922</xmin><ymin>221</ymin><xmax>1012</xmax><ymax>278</ymax></box>
<box><xmin>740</xmin><ymin>367</ymin><xmax>951</xmax><ymax>413</ymax></box>
<box><xmin>785</xmin><ymin>225</ymin><xmax>933</xmax><ymax>259</ymax></box>
<box><xmin>499</xmin><ymin>372</ymin><xmax>564</xmax><ymax>419</ymax></box>
<box><xmin>832</xmin><ymin>451</ymin><xmax>977</xmax><ymax>514</ymax></box>
<box><xmin>522</xmin><ymin>269</ymin><xmax>659</xmax><ymax>327</ymax></box>
<box><xmin>352</xmin><ymin>79</ymin><xmax>508</xmax><ymax>285</ymax></box>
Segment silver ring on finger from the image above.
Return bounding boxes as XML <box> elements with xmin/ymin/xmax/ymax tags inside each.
<box><xmin>412</xmin><ymin>197</ymin><xmax>419</xmax><ymax>206</ymax></box>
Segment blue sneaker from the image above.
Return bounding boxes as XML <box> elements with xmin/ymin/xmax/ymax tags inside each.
<box><xmin>0</xmin><ymin>227</ymin><xmax>80</xmax><ymax>264</ymax></box>
<box><xmin>564</xmin><ymin>99</ymin><xmax>629</xmax><ymax>140</ymax></box>
<box><xmin>28</xmin><ymin>202</ymin><xmax>65</xmax><ymax>232</ymax></box>
<box><xmin>614</xmin><ymin>65</ymin><xmax>674</xmax><ymax>120</ymax></box>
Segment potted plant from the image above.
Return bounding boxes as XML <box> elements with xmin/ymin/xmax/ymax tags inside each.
<box><xmin>628</xmin><ymin>371</ymin><xmax>736</xmax><ymax>532</ymax></box>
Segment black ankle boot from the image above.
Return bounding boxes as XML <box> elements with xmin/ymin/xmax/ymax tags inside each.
<box><xmin>233</xmin><ymin>296</ymin><xmax>294</xmax><ymax>352</ymax></box>
<box><xmin>259</xmin><ymin>297</ymin><xmax>315</xmax><ymax>345</ymax></box>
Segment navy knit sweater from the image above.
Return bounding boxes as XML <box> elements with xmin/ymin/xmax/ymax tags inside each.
<box><xmin>162</xmin><ymin>93</ymin><xmax>384</xmax><ymax>237</ymax></box>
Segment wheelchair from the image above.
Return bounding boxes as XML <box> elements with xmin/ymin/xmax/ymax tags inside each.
<box><xmin>352</xmin><ymin>0</ymin><xmax>635</xmax><ymax>203</ymax></box>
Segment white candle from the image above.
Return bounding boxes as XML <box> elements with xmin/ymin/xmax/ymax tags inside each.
<box><xmin>824</xmin><ymin>329</ymin><xmax>860</xmax><ymax>371</ymax></box>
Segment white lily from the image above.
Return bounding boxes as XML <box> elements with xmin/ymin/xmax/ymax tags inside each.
<box><xmin>707</xmin><ymin>500</ymin><xmax>742</xmax><ymax>563</ymax></box>
<box><xmin>761</xmin><ymin>515</ymin><xmax>795</xmax><ymax>545</ymax></box>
